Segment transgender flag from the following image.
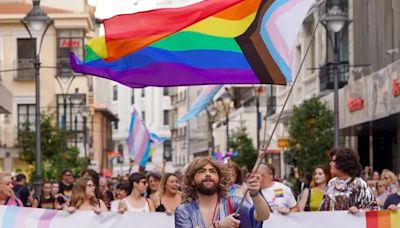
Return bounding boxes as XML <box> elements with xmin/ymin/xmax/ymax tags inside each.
<box><xmin>126</xmin><ymin>108</ymin><xmax>151</xmax><ymax>167</ymax></box>
<box><xmin>179</xmin><ymin>85</ymin><xmax>222</xmax><ymax>123</ymax></box>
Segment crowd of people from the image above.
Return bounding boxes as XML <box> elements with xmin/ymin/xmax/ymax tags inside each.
<box><xmin>1</xmin><ymin>147</ymin><xmax>400</xmax><ymax>227</ymax></box>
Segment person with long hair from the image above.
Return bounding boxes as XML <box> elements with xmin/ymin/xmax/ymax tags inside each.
<box><xmin>381</xmin><ymin>169</ymin><xmax>398</xmax><ymax>194</ymax></box>
<box><xmin>65</xmin><ymin>178</ymin><xmax>108</xmax><ymax>214</ymax></box>
<box><xmin>32</xmin><ymin>181</ymin><xmax>61</xmax><ymax>209</ymax></box>
<box><xmin>146</xmin><ymin>172</ymin><xmax>161</xmax><ymax>199</ymax></box>
<box><xmin>118</xmin><ymin>172</ymin><xmax>155</xmax><ymax>212</ymax></box>
<box><xmin>227</xmin><ymin>162</ymin><xmax>250</xmax><ymax>202</ymax></box>
<box><xmin>319</xmin><ymin>148</ymin><xmax>377</xmax><ymax>212</ymax></box>
<box><xmin>298</xmin><ymin>165</ymin><xmax>330</xmax><ymax>211</ymax></box>
<box><xmin>175</xmin><ymin>156</ymin><xmax>270</xmax><ymax>228</ymax></box>
<box><xmin>152</xmin><ymin>173</ymin><xmax>182</xmax><ymax>214</ymax></box>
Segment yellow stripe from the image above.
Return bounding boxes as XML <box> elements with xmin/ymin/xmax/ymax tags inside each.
<box><xmin>87</xmin><ymin>36</ymin><xmax>108</xmax><ymax>59</ymax></box>
<box><xmin>184</xmin><ymin>12</ymin><xmax>257</xmax><ymax>38</ymax></box>
<box><xmin>391</xmin><ymin>210</ymin><xmax>400</xmax><ymax>228</ymax></box>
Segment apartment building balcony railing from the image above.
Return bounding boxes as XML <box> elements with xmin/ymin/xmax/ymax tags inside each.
<box><xmin>14</xmin><ymin>59</ymin><xmax>35</xmax><ymax>81</ymax></box>
<box><xmin>319</xmin><ymin>62</ymin><xmax>349</xmax><ymax>92</ymax></box>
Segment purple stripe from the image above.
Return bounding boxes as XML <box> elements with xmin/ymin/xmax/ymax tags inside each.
<box><xmin>37</xmin><ymin>210</ymin><xmax>57</xmax><ymax>228</ymax></box>
<box><xmin>71</xmin><ymin>54</ymin><xmax>260</xmax><ymax>87</ymax></box>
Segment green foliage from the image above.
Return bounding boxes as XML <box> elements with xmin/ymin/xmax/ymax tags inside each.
<box><xmin>230</xmin><ymin>122</ymin><xmax>257</xmax><ymax>169</ymax></box>
<box><xmin>18</xmin><ymin>113</ymin><xmax>89</xmax><ymax>180</ymax></box>
<box><xmin>284</xmin><ymin>97</ymin><xmax>333</xmax><ymax>176</ymax></box>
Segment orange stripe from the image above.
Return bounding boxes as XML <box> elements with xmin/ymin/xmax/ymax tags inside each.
<box><xmin>214</xmin><ymin>0</ymin><xmax>261</xmax><ymax>20</ymax></box>
<box><xmin>377</xmin><ymin>210</ymin><xmax>391</xmax><ymax>228</ymax></box>
<box><xmin>366</xmin><ymin>211</ymin><xmax>379</xmax><ymax>228</ymax></box>
<box><xmin>106</xmin><ymin>34</ymin><xmax>167</xmax><ymax>61</ymax></box>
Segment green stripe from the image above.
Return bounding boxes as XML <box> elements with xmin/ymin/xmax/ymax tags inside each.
<box><xmin>151</xmin><ymin>31</ymin><xmax>242</xmax><ymax>52</ymax></box>
<box><xmin>84</xmin><ymin>45</ymin><xmax>101</xmax><ymax>62</ymax></box>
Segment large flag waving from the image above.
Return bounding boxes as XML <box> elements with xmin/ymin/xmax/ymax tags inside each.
<box><xmin>70</xmin><ymin>0</ymin><xmax>314</xmax><ymax>87</ymax></box>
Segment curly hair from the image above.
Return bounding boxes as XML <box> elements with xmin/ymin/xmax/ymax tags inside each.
<box><xmin>330</xmin><ymin>147</ymin><xmax>362</xmax><ymax>178</ymax></box>
<box><xmin>70</xmin><ymin>178</ymin><xmax>98</xmax><ymax>209</ymax></box>
<box><xmin>182</xmin><ymin>157</ymin><xmax>230</xmax><ymax>203</ymax></box>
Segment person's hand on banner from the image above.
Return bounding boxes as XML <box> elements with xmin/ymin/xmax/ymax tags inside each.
<box><xmin>348</xmin><ymin>206</ymin><xmax>359</xmax><ymax>214</ymax></box>
<box><xmin>388</xmin><ymin>204</ymin><xmax>400</xmax><ymax>211</ymax></box>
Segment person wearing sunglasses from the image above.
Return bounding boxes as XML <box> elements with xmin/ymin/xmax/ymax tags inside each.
<box><xmin>118</xmin><ymin>172</ymin><xmax>155</xmax><ymax>212</ymax></box>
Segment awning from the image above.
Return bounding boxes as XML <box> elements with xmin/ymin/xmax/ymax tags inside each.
<box><xmin>0</xmin><ymin>84</ymin><xmax>12</xmax><ymax>114</ymax></box>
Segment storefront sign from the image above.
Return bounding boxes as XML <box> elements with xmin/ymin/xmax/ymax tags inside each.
<box><xmin>348</xmin><ymin>97</ymin><xmax>364</xmax><ymax>112</ymax></box>
<box><xmin>59</xmin><ymin>38</ymin><xmax>82</xmax><ymax>48</ymax></box>
<box><xmin>392</xmin><ymin>79</ymin><xmax>400</xmax><ymax>97</ymax></box>
<box><xmin>277</xmin><ymin>138</ymin><xmax>289</xmax><ymax>148</ymax></box>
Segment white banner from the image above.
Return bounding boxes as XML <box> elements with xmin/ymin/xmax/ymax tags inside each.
<box><xmin>1</xmin><ymin>206</ymin><xmax>399</xmax><ymax>228</ymax></box>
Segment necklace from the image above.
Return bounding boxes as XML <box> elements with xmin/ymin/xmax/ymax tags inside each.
<box><xmin>198</xmin><ymin>198</ymin><xmax>219</xmax><ymax>227</ymax></box>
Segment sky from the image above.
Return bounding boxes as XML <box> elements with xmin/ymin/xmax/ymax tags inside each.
<box><xmin>88</xmin><ymin>0</ymin><xmax>202</xmax><ymax>19</ymax></box>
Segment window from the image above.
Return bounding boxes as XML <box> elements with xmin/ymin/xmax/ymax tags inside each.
<box><xmin>113</xmin><ymin>85</ymin><xmax>118</xmax><ymax>101</ymax></box>
<box><xmin>131</xmin><ymin>89</ymin><xmax>135</xmax><ymax>104</ymax></box>
<box><xmin>141</xmin><ymin>88</ymin><xmax>145</xmax><ymax>97</ymax></box>
<box><xmin>17</xmin><ymin>104</ymin><xmax>36</xmax><ymax>131</ymax></box>
<box><xmin>163</xmin><ymin>110</ymin><xmax>169</xmax><ymax>125</ymax></box>
<box><xmin>163</xmin><ymin>88</ymin><xmax>169</xmax><ymax>96</ymax></box>
<box><xmin>141</xmin><ymin>111</ymin><xmax>145</xmax><ymax>122</ymax></box>
<box><xmin>16</xmin><ymin>38</ymin><xmax>36</xmax><ymax>80</ymax></box>
<box><xmin>57</xmin><ymin>94</ymin><xmax>86</xmax><ymax>131</ymax></box>
<box><xmin>56</xmin><ymin>29</ymin><xmax>84</xmax><ymax>76</ymax></box>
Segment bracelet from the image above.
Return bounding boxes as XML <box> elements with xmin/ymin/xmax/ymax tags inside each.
<box><xmin>250</xmin><ymin>190</ymin><xmax>260</xmax><ymax>197</ymax></box>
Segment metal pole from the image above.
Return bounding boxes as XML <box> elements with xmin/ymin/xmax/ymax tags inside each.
<box><xmin>256</xmin><ymin>94</ymin><xmax>260</xmax><ymax>151</ymax></box>
<box><xmin>226</xmin><ymin>115</ymin><xmax>229</xmax><ymax>151</ymax></box>
<box><xmin>83</xmin><ymin>116</ymin><xmax>87</xmax><ymax>158</ymax></box>
<box><xmin>333</xmin><ymin>32</ymin><xmax>340</xmax><ymax>148</ymax></box>
<box><xmin>74</xmin><ymin>114</ymin><xmax>78</xmax><ymax>147</ymax></box>
<box><xmin>63</xmin><ymin>96</ymin><xmax>67</xmax><ymax>130</ymax></box>
<box><xmin>33</xmin><ymin>54</ymin><xmax>42</xmax><ymax>198</ymax></box>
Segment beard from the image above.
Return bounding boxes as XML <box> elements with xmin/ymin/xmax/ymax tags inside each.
<box><xmin>195</xmin><ymin>179</ymin><xmax>219</xmax><ymax>195</ymax></box>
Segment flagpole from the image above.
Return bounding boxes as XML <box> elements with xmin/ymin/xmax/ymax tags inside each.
<box><xmin>234</xmin><ymin>12</ymin><xmax>323</xmax><ymax>216</ymax></box>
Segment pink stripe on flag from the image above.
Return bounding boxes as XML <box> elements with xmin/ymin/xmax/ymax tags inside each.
<box><xmin>13</xmin><ymin>207</ymin><xmax>31</xmax><ymax>228</ymax></box>
<box><xmin>266</xmin><ymin>0</ymin><xmax>308</xmax><ymax>66</ymax></box>
<box><xmin>37</xmin><ymin>209</ymin><xmax>57</xmax><ymax>228</ymax></box>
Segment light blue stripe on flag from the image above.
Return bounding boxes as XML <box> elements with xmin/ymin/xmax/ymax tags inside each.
<box><xmin>179</xmin><ymin>85</ymin><xmax>222</xmax><ymax>123</ymax></box>
<box><xmin>2</xmin><ymin>206</ymin><xmax>19</xmax><ymax>228</ymax></box>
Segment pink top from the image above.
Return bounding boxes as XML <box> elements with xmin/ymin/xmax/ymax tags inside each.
<box><xmin>2</xmin><ymin>197</ymin><xmax>23</xmax><ymax>206</ymax></box>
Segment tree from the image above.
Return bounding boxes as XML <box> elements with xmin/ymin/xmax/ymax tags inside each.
<box><xmin>230</xmin><ymin>122</ymin><xmax>257</xmax><ymax>169</ymax></box>
<box><xmin>18</xmin><ymin>113</ymin><xmax>89</xmax><ymax>180</ymax></box>
<box><xmin>284</xmin><ymin>97</ymin><xmax>333</xmax><ymax>176</ymax></box>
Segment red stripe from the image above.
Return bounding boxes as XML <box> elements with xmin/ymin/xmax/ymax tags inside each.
<box><xmin>366</xmin><ymin>211</ymin><xmax>379</xmax><ymax>228</ymax></box>
<box><xmin>104</xmin><ymin>0</ymin><xmax>242</xmax><ymax>60</ymax></box>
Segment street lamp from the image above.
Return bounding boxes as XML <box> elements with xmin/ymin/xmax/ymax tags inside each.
<box><xmin>253</xmin><ymin>86</ymin><xmax>264</xmax><ymax>151</ymax></box>
<box><xmin>206</xmin><ymin>103</ymin><xmax>219</xmax><ymax>156</ymax></box>
<box><xmin>218</xmin><ymin>88</ymin><xmax>233</xmax><ymax>152</ymax></box>
<box><xmin>70</xmin><ymin>88</ymin><xmax>85</xmax><ymax>148</ymax></box>
<box><xmin>55</xmin><ymin>75</ymin><xmax>76</xmax><ymax>130</ymax></box>
<box><xmin>321</xmin><ymin>0</ymin><xmax>350</xmax><ymax>149</ymax></box>
<box><xmin>20</xmin><ymin>0</ymin><xmax>53</xmax><ymax>197</ymax></box>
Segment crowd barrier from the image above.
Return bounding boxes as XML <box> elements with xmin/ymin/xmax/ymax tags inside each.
<box><xmin>0</xmin><ymin>206</ymin><xmax>399</xmax><ymax>228</ymax></box>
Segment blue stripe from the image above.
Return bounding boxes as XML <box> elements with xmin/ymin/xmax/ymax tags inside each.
<box><xmin>260</xmin><ymin>0</ymin><xmax>291</xmax><ymax>80</ymax></box>
<box><xmin>2</xmin><ymin>206</ymin><xmax>19</xmax><ymax>228</ymax></box>
<box><xmin>139</xmin><ymin>139</ymin><xmax>152</xmax><ymax>167</ymax></box>
<box><xmin>85</xmin><ymin>47</ymin><xmax>252</xmax><ymax>71</ymax></box>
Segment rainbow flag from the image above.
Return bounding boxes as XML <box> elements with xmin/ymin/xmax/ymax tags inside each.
<box><xmin>70</xmin><ymin>0</ymin><xmax>314</xmax><ymax>88</ymax></box>
<box><xmin>366</xmin><ymin>211</ymin><xmax>400</xmax><ymax>228</ymax></box>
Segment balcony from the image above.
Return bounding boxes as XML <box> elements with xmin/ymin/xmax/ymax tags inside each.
<box><xmin>319</xmin><ymin>62</ymin><xmax>349</xmax><ymax>92</ymax></box>
<box><xmin>14</xmin><ymin>59</ymin><xmax>35</xmax><ymax>81</ymax></box>
<box><xmin>57</xmin><ymin>58</ymin><xmax>74</xmax><ymax>77</ymax></box>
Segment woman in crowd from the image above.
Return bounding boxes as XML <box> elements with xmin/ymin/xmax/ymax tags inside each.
<box><xmin>319</xmin><ymin>148</ymin><xmax>377</xmax><ymax>212</ymax></box>
<box><xmin>226</xmin><ymin>162</ymin><xmax>250</xmax><ymax>202</ymax></box>
<box><xmin>152</xmin><ymin>173</ymin><xmax>182</xmax><ymax>214</ymax></box>
<box><xmin>146</xmin><ymin>172</ymin><xmax>161</xmax><ymax>199</ymax></box>
<box><xmin>381</xmin><ymin>169</ymin><xmax>398</xmax><ymax>194</ymax></box>
<box><xmin>65</xmin><ymin>178</ymin><xmax>108</xmax><ymax>213</ymax></box>
<box><xmin>118</xmin><ymin>173</ymin><xmax>155</xmax><ymax>212</ymax></box>
<box><xmin>32</xmin><ymin>181</ymin><xmax>61</xmax><ymax>209</ymax></box>
<box><xmin>99</xmin><ymin>177</ymin><xmax>114</xmax><ymax>209</ymax></box>
<box><xmin>110</xmin><ymin>182</ymin><xmax>130</xmax><ymax>212</ymax></box>
<box><xmin>51</xmin><ymin>181</ymin><xmax>66</xmax><ymax>208</ymax></box>
<box><xmin>375</xmin><ymin>180</ymin><xmax>388</xmax><ymax>210</ymax></box>
<box><xmin>298</xmin><ymin>165</ymin><xmax>330</xmax><ymax>211</ymax></box>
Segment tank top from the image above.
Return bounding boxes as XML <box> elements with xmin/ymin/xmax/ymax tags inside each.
<box><xmin>310</xmin><ymin>188</ymin><xmax>325</xmax><ymax>211</ymax></box>
<box><xmin>123</xmin><ymin>198</ymin><xmax>150</xmax><ymax>212</ymax></box>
